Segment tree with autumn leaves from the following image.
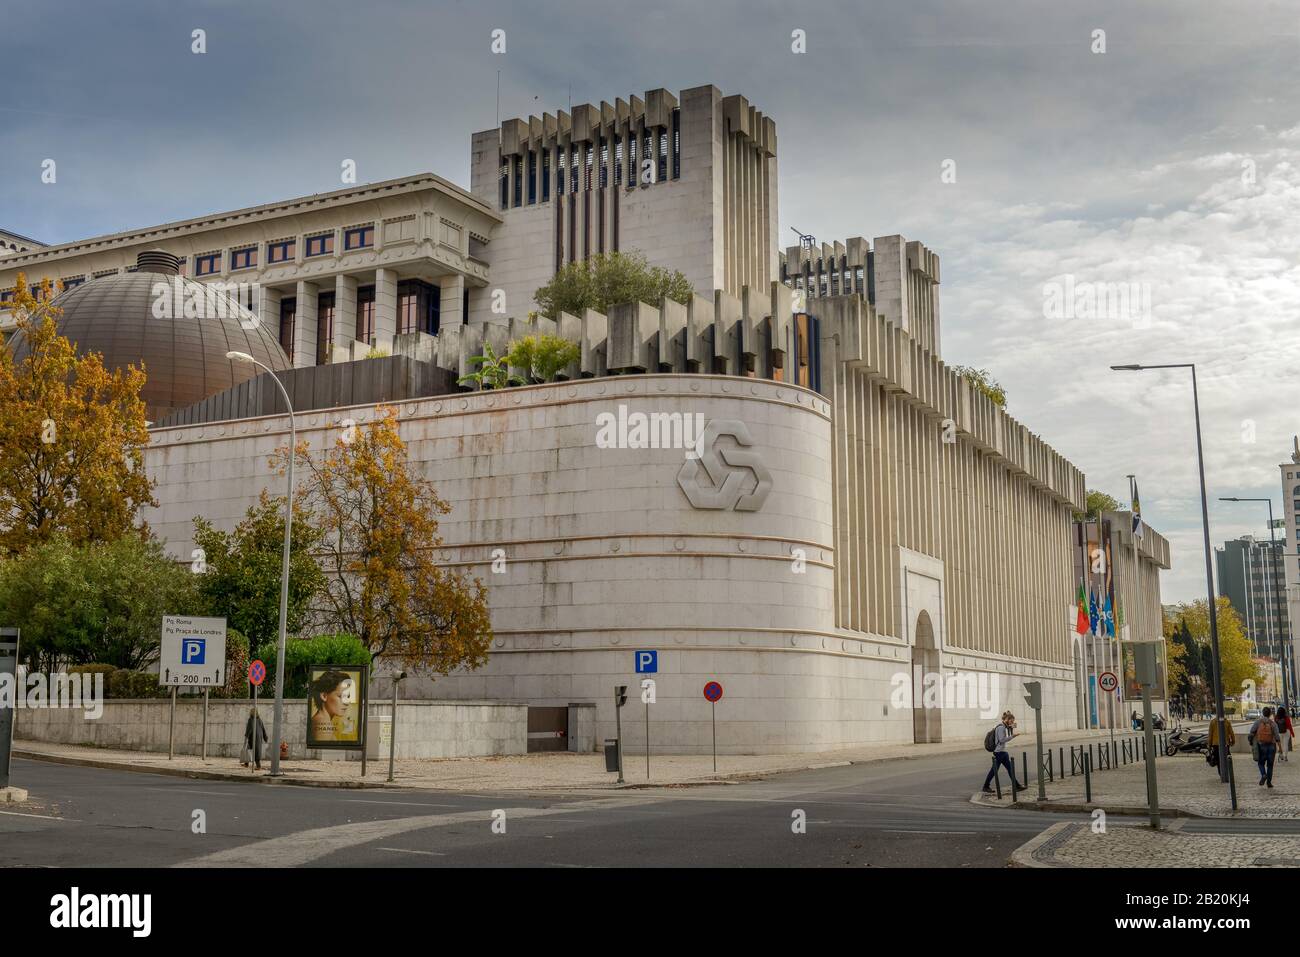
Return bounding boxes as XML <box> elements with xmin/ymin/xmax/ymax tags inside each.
<box><xmin>276</xmin><ymin>407</ymin><xmax>492</xmax><ymax>675</ymax></box>
<box><xmin>0</xmin><ymin>275</ymin><xmax>155</xmax><ymax>554</ymax></box>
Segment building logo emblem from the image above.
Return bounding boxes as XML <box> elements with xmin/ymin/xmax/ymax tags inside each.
<box><xmin>676</xmin><ymin>420</ymin><xmax>772</xmax><ymax>512</ymax></box>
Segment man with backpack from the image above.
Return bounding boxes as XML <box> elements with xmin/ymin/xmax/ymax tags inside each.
<box><xmin>981</xmin><ymin>711</ymin><xmax>1019</xmax><ymax>794</ymax></box>
<box><xmin>1249</xmin><ymin>706</ymin><xmax>1283</xmax><ymax>788</ymax></box>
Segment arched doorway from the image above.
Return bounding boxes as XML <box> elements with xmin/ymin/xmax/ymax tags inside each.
<box><xmin>912</xmin><ymin>610</ymin><xmax>943</xmax><ymax>743</ymax></box>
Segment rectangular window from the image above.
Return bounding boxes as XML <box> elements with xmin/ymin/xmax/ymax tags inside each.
<box><xmin>317</xmin><ymin>292</ymin><xmax>336</xmax><ymax>365</ymax></box>
<box><xmin>658</xmin><ymin>128</ymin><xmax>668</xmax><ymax>182</ymax></box>
<box><xmin>614</xmin><ymin>134</ymin><xmax>623</xmax><ymax>184</ymax></box>
<box><xmin>194</xmin><ymin>252</ymin><xmax>222</xmax><ymax>276</ymax></box>
<box><xmin>305</xmin><ymin>233</ymin><xmax>334</xmax><ymax>257</ymax></box>
<box><xmin>644</xmin><ymin>129</ymin><xmax>653</xmax><ymax>182</ymax></box>
<box><xmin>344</xmin><ymin>226</ymin><xmax>373</xmax><ymax>250</ymax></box>
<box><xmin>628</xmin><ymin>134</ymin><xmax>637</xmax><ymax>187</ymax></box>
<box><xmin>230</xmin><ymin>246</ymin><xmax>257</xmax><ymax>271</ymax></box>
<box><xmin>542</xmin><ymin>149</ymin><xmax>551</xmax><ymax>202</ymax></box>
<box><xmin>584</xmin><ymin>143</ymin><xmax>593</xmax><ymax>191</ymax></box>
<box><xmin>267</xmin><ymin>240</ymin><xmax>295</xmax><ymax>263</ymax></box>
<box><xmin>356</xmin><ymin>286</ymin><xmax>375</xmax><ymax>344</ymax></box>
<box><xmin>557</xmin><ymin>146</ymin><xmax>566</xmax><ymax>196</ymax></box>
<box><xmin>672</xmin><ymin>108</ymin><xmax>680</xmax><ymax>179</ymax></box>
<box><xmin>571</xmin><ymin>145</ymin><xmax>579</xmax><ymax>193</ymax></box>
<box><xmin>0</xmin><ymin>289</ymin><xmax>14</xmax><ymax>304</ymax></box>
<box><xmin>528</xmin><ymin>150</ymin><xmax>537</xmax><ymax>205</ymax></box>
<box><xmin>599</xmin><ymin>137</ymin><xmax>608</xmax><ymax>188</ymax></box>
<box><xmin>499</xmin><ymin>153</ymin><xmax>509</xmax><ymax>209</ymax></box>
<box><xmin>279</xmin><ymin>297</ymin><xmax>297</xmax><ymax>360</ymax></box>
<box><xmin>512</xmin><ymin>155</ymin><xmax>522</xmax><ymax>208</ymax></box>
<box><xmin>397</xmin><ymin>279</ymin><xmax>440</xmax><ymax>336</ymax></box>
<box><xmin>62</xmin><ymin>276</ymin><xmax>85</xmax><ymax>290</ymax></box>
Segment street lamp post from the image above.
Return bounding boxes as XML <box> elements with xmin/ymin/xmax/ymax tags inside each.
<box><xmin>1111</xmin><ymin>363</ymin><xmax>1236</xmax><ymax>810</ymax></box>
<box><xmin>1220</xmin><ymin>496</ymin><xmax>1290</xmax><ymax>713</ymax></box>
<box><xmin>226</xmin><ymin>351</ymin><xmax>295</xmax><ymax>777</ymax></box>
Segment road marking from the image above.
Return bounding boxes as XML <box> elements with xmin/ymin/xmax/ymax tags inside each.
<box><xmin>377</xmin><ymin>847</ymin><xmax>446</xmax><ymax>857</ymax></box>
<box><xmin>345</xmin><ymin>799</ymin><xmax>462</xmax><ymax>808</ymax></box>
<box><xmin>882</xmin><ymin>829</ymin><xmax>979</xmax><ymax>835</ymax></box>
<box><xmin>175</xmin><ymin>796</ymin><xmax>660</xmax><ymax>868</ymax></box>
<box><xmin>0</xmin><ymin>809</ymin><xmax>79</xmax><ymax>822</ymax></box>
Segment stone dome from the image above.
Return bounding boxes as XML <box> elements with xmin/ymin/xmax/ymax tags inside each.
<box><xmin>7</xmin><ymin>250</ymin><xmax>290</xmax><ymax>421</ymax></box>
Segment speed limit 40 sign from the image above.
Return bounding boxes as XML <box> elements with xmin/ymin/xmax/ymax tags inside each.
<box><xmin>1099</xmin><ymin>671</ymin><xmax>1119</xmax><ymax>694</ymax></box>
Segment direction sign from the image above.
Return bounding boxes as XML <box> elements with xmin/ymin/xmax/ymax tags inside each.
<box><xmin>1099</xmin><ymin>671</ymin><xmax>1119</xmax><ymax>694</ymax></box>
<box><xmin>635</xmin><ymin>650</ymin><xmax>658</xmax><ymax>674</ymax></box>
<box><xmin>703</xmin><ymin>680</ymin><xmax>723</xmax><ymax>703</ymax></box>
<box><xmin>248</xmin><ymin>660</ymin><xmax>266</xmax><ymax>687</ymax></box>
<box><xmin>159</xmin><ymin>616</ymin><xmax>227</xmax><ymax>687</ymax></box>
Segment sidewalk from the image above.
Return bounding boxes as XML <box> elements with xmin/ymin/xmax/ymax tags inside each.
<box><xmin>977</xmin><ymin>749</ymin><xmax>1300</xmax><ymax>818</ymax></box>
<box><xmin>14</xmin><ymin>726</ymin><xmax>1120</xmax><ymax>792</ymax></box>
<box><xmin>1012</xmin><ymin>818</ymin><xmax>1300</xmax><ymax>867</ymax></box>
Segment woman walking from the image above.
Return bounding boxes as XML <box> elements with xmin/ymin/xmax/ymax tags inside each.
<box><xmin>1276</xmin><ymin>706</ymin><xmax>1294</xmax><ymax>762</ymax></box>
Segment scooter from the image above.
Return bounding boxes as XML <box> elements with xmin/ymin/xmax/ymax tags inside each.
<box><xmin>1165</xmin><ymin>724</ymin><xmax>1209</xmax><ymax>757</ymax></box>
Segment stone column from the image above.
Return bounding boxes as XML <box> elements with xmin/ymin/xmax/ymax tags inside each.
<box><xmin>293</xmin><ymin>280</ymin><xmax>318</xmax><ymax>368</ymax></box>
<box><xmin>333</xmin><ymin>274</ymin><xmax>358</xmax><ymax>355</ymax></box>
<box><xmin>440</xmin><ymin>275</ymin><xmax>465</xmax><ymax>328</ymax></box>
<box><xmin>374</xmin><ymin>268</ymin><xmax>398</xmax><ymax>344</ymax></box>
<box><xmin>257</xmin><ymin>285</ymin><xmax>282</xmax><ymax>344</ymax></box>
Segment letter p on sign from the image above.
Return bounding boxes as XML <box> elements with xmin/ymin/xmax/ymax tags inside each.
<box><xmin>183</xmin><ymin>638</ymin><xmax>206</xmax><ymax>665</ymax></box>
<box><xmin>635</xmin><ymin>650</ymin><xmax>658</xmax><ymax>674</ymax></box>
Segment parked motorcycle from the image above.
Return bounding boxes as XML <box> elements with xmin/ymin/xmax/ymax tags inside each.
<box><xmin>1165</xmin><ymin>724</ymin><xmax>1209</xmax><ymax>757</ymax></box>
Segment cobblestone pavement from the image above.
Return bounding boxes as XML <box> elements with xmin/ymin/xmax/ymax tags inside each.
<box><xmin>1013</xmin><ymin>819</ymin><xmax>1300</xmax><ymax>867</ymax></box>
<box><xmin>16</xmin><ymin>726</ymin><xmax>1121</xmax><ymax>792</ymax></box>
<box><xmin>977</xmin><ymin>747</ymin><xmax>1300</xmax><ymax>818</ymax></box>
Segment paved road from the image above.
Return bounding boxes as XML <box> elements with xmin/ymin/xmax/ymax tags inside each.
<box><xmin>4</xmin><ymin>737</ymin><xmax>1294</xmax><ymax>867</ymax></box>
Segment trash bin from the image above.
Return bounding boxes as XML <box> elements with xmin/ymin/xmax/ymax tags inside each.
<box><xmin>604</xmin><ymin>738</ymin><xmax>620</xmax><ymax>772</ymax></box>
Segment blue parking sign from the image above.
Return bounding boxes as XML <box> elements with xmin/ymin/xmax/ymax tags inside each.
<box><xmin>182</xmin><ymin>637</ymin><xmax>206</xmax><ymax>665</ymax></box>
<box><xmin>635</xmin><ymin>650</ymin><xmax>657</xmax><ymax>674</ymax></box>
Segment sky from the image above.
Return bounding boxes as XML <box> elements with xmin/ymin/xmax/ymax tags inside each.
<box><xmin>2</xmin><ymin>0</ymin><xmax>1298</xmax><ymax>603</ymax></box>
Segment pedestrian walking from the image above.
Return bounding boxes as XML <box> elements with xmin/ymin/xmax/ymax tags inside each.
<box><xmin>243</xmin><ymin>707</ymin><xmax>269</xmax><ymax>772</ymax></box>
<box><xmin>1249</xmin><ymin>706</ymin><xmax>1283</xmax><ymax>788</ymax></box>
<box><xmin>1207</xmin><ymin>718</ymin><xmax>1235</xmax><ymax>769</ymax></box>
<box><xmin>981</xmin><ymin>711</ymin><xmax>1019</xmax><ymax>794</ymax></box>
<box><xmin>1276</xmin><ymin>706</ymin><xmax>1294</xmax><ymax>761</ymax></box>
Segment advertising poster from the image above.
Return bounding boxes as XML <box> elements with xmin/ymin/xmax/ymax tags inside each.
<box><xmin>306</xmin><ymin>663</ymin><xmax>368</xmax><ymax>750</ymax></box>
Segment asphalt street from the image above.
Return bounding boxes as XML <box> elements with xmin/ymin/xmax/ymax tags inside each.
<box><xmin>4</xmin><ymin>735</ymin><xmax>1294</xmax><ymax>867</ymax></box>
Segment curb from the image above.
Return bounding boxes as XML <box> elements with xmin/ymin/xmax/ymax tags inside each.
<box><xmin>968</xmin><ymin>790</ymin><xmax>1197</xmax><ymax>818</ymax></box>
<box><xmin>1010</xmin><ymin>817</ymin><xmax>1189</xmax><ymax>868</ymax></box>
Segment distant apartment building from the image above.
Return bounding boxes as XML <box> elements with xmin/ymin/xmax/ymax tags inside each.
<box><xmin>1216</xmin><ymin>535</ymin><xmax>1288</xmax><ymax>659</ymax></box>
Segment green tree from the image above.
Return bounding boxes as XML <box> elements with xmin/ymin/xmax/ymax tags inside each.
<box><xmin>506</xmin><ymin>333</ymin><xmax>580</xmax><ymax>383</ymax></box>
<box><xmin>1174</xmin><ymin>597</ymin><xmax>1259</xmax><ymax>698</ymax></box>
<box><xmin>533</xmin><ymin>251</ymin><xmax>693</xmax><ymax>319</ymax></box>
<box><xmin>192</xmin><ymin>491</ymin><xmax>326</xmax><ymax>654</ymax></box>
<box><xmin>1074</xmin><ymin>489</ymin><xmax>1123</xmax><ymax>522</ymax></box>
<box><xmin>254</xmin><ymin>632</ymin><xmax>370</xmax><ymax>699</ymax></box>
<box><xmin>458</xmin><ymin>341</ymin><xmax>522</xmax><ymax>391</ymax></box>
<box><xmin>951</xmin><ymin>365</ymin><xmax>1007</xmax><ymax>409</ymax></box>
<box><xmin>0</xmin><ymin>534</ymin><xmax>199</xmax><ymax>672</ymax></box>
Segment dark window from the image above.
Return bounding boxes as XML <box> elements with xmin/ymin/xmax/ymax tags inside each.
<box><xmin>267</xmin><ymin>240</ymin><xmax>295</xmax><ymax>263</ymax></box>
<box><xmin>541</xmin><ymin>149</ymin><xmax>550</xmax><ymax>202</ymax></box>
<box><xmin>194</xmin><ymin>252</ymin><xmax>221</xmax><ymax>276</ymax></box>
<box><xmin>599</xmin><ymin>137</ymin><xmax>608</xmax><ymax>188</ymax></box>
<box><xmin>62</xmin><ymin>276</ymin><xmax>85</xmax><ymax>290</ymax></box>
<box><xmin>512</xmin><ymin>154</ymin><xmax>522</xmax><ymax>207</ymax></box>
<box><xmin>230</xmin><ymin>246</ymin><xmax>257</xmax><ymax>270</ymax></box>
<box><xmin>305</xmin><ymin>234</ymin><xmax>334</xmax><ymax>257</ymax></box>
<box><xmin>672</xmin><ymin>108</ymin><xmax>680</xmax><ymax>179</ymax></box>
<box><xmin>528</xmin><ymin>150</ymin><xmax>537</xmax><ymax>204</ymax></box>
<box><xmin>397</xmin><ymin>279</ymin><xmax>440</xmax><ymax>336</ymax></box>
<box><xmin>614</xmin><ymin>134</ymin><xmax>623</xmax><ymax>184</ymax></box>
<box><xmin>570</xmin><ymin>145</ymin><xmax>579</xmax><ymax>193</ymax></box>
<box><xmin>0</xmin><ymin>289</ymin><xmax>12</xmax><ymax>304</ymax></box>
<box><xmin>643</xmin><ymin>129</ymin><xmax>653</xmax><ymax>182</ymax></box>
<box><xmin>628</xmin><ymin>134</ymin><xmax>637</xmax><ymax>186</ymax></box>
<box><xmin>344</xmin><ymin>226</ymin><xmax>373</xmax><ymax>250</ymax></box>
<box><xmin>658</xmin><ymin>128</ymin><xmax>668</xmax><ymax>182</ymax></box>
<box><xmin>279</xmin><ymin>297</ymin><xmax>297</xmax><ymax>360</ymax></box>
<box><xmin>317</xmin><ymin>292</ymin><xmax>336</xmax><ymax>365</ymax></box>
<box><xmin>356</xmin><ymin>286</ymin><xmax>375</xmax><ymax>344</ymax></box>
<box><xmin>499</xmin><ymin>153</ymin><xmax>509</xmax><ymax>209</ymax></box>
<box><xmin>584</xmin><ymin>143</ymin><xmax>593</xmax><ymax>191</ymax></box>
<box><xmin>557</xmin><ymin>146</ymin><xmax>566</xmax><ymax>196</ymax></box>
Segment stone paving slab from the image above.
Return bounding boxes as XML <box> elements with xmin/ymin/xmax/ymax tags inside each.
<box><xmin>977</xmin><ymin>749</ymin><xmax>1300</xmax><ymax>818</ymax></box>
<box><xmin>1012</xmin><ymin>819</ymin><xmax>1300</xmax><ymax>868</ymax></box>
<box><xmin>14</xmin><ymin>726</ymin><xmax>1119</xmax><ymax>792</ymax></box>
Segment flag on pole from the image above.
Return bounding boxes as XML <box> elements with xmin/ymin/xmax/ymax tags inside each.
<box><xmin>1131</xmin><ymin>479</ymin><xmax>1143</xmax><ymax>538</ymax></box>
<box><xmin>1089</xmin><ymin>589</ymin><xmax>1100</xmax><ymax>635</ymax></box>
<box><xmin>1103</xmin><ymin>592</ymin><xmax>1115</xmax><ymax>638</ymax></box>
<box><xmin>1076</xmin><ymin>584</ymin><xmax>1090</xmax><ymax>634</ymax></box>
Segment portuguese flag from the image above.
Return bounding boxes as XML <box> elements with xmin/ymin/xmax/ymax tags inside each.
<box><xmin>1075</xmin><ymin>584</ymin><xmax>1089</xmax><ymax>634</ymax></box>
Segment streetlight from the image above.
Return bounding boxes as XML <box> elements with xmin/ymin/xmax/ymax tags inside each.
<box><xmin>1220</xmin><ymin>496</ymin><xmax>1291</xmax><ymax>712</ymax></box>
<box><xmin>1110</xmin><ymin>362</ymin><xmax>1236</xmax><ymax>809</ymax></box>
<box><xmin>226</xmin><ymin>350</ymin><xmax>295</xmax><ymax>777</ymax></box>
